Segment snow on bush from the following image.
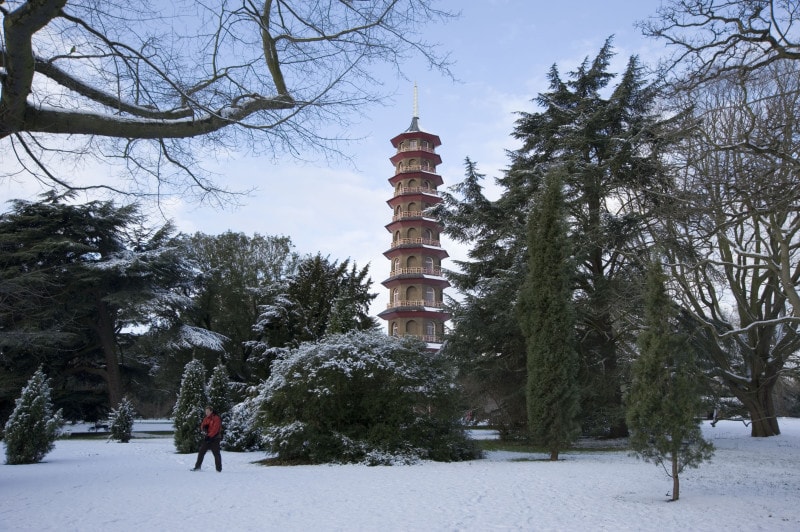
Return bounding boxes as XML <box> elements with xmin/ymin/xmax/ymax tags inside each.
<box><xmin>172</xmin><ymin>359</ymin><xmax>207</xmax><ymax>453</ymax></box>
<box><xmin>222</xmin><ymin>393</ymin><xmax>264</xmax><ymax>452</ymax></box>
<box><xmin>258</xmin><ymin>330</ymin><xmax>481</xmax><ymax>465</ymax></box>
<box><xmin>108</xmin><ymin>397</ymin><xmax>136</xmax><ymax>443</ymax></box>
<box><xmin>4</xmin><ymin>367</ymin><xmax>64</xmax><ymax>464</ymax></box>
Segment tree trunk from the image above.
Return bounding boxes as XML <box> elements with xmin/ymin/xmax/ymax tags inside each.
<box><xmin>671</xmin><ymin>452</ymin><xmax>680</xmax><ymax>501</ymax></box>
<box><xmin>738</xmin><ymin>385</ymin><xmax>781</xmax><ymax>437</ymax></box>
<box><xmin>96</xmin><ymin>299</ymin><xmax>123</xmax><ymax>408</ymax></box>
<box><xmin>550</xmin><ymin>449</ymin><xmax>559</xmax><ymax>461</ymax></box>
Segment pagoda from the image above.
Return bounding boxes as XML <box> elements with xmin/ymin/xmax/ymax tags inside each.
<box><xmin>378</xmin><ymin>91</ymin><xmax>450</xmax><ymax>350</ymax></box>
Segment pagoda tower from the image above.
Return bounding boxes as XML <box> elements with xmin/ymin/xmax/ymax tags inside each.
<box><xmin>378</xmin><ymin>93</ymin><xmax>450</xmax><ymax>349</ymax></box>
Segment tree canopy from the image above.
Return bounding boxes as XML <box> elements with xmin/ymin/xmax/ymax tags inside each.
<box><xmin>0</xmin><ymin>0</ymin><xmax>453</xmax><ymax>200</ymax></box>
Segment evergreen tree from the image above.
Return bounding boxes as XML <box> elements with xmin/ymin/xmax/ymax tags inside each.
<box><xmin>517</xmin><ymin>171</ymin><xmax>581</xmax><ymax>460</ymax></box>
<box><xmin>0</xmin><ymin>192</ymin><xmax>199</xmax><ymax>419</ymax></box>
<box><xmin>4</xmin><ymin>367</ymin><xmax>63</xmax><ymax>464</ymax></box>
<box><xmin>249</xmin><ymin>254</ymin><xmax>377</xmax><ymax>377</ymax></box>
<box><xmin>108</xmin><ymin>397</ymin><xmax>136</xmax><ymax>443</ymax></box>
<box><xmin>627</xmin><ymin>262</ymin><xmax>714</xmax><ymax>501</ymax></box>
<box><xmin>182</xmin><ymin>232</ymin><xmax>300</xmax><ymax>382</ymax></box>
<box><xmin>206</xmin><ymin>361</ymin><xmax>232</xmax><ymax>428</ymax></box>
<box><xmin>172</xmin><ymin>360</ymin><xmax>208</xmax><ymax>454</ymax></box>
<box><xmin>432</xmin><ymin>159</ymin><xmax>529</xmax><ymax>434</ymax></box>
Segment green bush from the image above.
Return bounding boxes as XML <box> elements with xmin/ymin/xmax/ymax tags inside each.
<box><xmin>259</xmin><ymin>330</ymin><xmax>481</xmax><ymax>465</ymax></box>
<box><xmin>109</xmin><ymin>397</ymin><xmax>136</xmax><ymax>443</ymax></box>
<box><xmin>4</xmin><ymin>367</ymin><xmax>63</xmax><ymax>464</ymax></box>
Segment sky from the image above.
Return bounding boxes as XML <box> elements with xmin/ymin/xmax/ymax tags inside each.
<box><xmin>3</xmin><ymin>418</ymin><xmax>800</xmax><ymax>530</ymax></box>
<box><xmin>0</xmin><ymin>0</ymin><xmax>669</xmax><ymax>318</ymax></box>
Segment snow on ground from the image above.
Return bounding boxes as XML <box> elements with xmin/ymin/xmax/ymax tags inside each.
<box><xmin>2</xmin><ymin>419</ymin><xmax>800</xmax><ymax>531</ymax></box>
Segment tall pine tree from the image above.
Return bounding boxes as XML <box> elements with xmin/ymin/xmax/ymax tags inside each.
<box><xmin>627</xmin><ymin>261</ymin><xmax>713</xmax><ymax>501</ymax></box>
<box><xmin>517</xmin><ymin>171</ymin><xmax>580</xmax><ymax>460</ymax></box>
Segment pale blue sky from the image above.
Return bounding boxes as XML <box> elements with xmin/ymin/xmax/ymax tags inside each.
<box><xmin>2</xmin><ymin>0</ymin><xmax>668</xmax><ymax>316</ymax></box>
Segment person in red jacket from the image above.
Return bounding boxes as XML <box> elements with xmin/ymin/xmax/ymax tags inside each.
<box><xmin>191</xmin><ymin>406</ymin><xmax>222</xmax><ymax>472</ymax></box>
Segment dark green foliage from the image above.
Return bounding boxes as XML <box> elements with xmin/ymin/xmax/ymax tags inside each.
<box><xmin>109</xmin><ymin>397</ymin><xmax>136</xmax><ymax>443</ymax></box>
<box><xmin>182</xmin><ymin>232</ymin><xmax>300</xmax><ymax>382</ymax></box>
<box><xmin>207</xmin><ymin>361</ymin><xmax>232</xmax><ymax>418</ymax></box>
<box><xmin>433</xmin><ymin>159</ymin><xmax>529</xmax><ymax>433</ymax></box>
<box><xmin>627</xmin><ymin>262</ymin><xmax>713</xmax><ymax>501</ymax></box>
<box><xmin>434</xmin><ymin>43</ymin><xmax>669</xmax><ymax>438</ymax></box>
<box><xmin>259</xmin><ymin>331</ymin><xmax>481</xmax><ymax>465</ymax></box>
<box><xmin>0</xmin><ymin>191</ymin><xmax>198</xmax><ymax>419</ymax></box>
<box><xmin>4</xmin><ymin>367</ymin><xmax>63</xmax><ymax>464</ymax></box>
<box><xmin>172</xmin><ymin>360</ymin><xmax>207</xmax><ymax>454</ymax></box>
<box><xmin>249</xmin><ymin>254</ymin><xmax>378</xmax><ymax>377</ymax></box>
<box><xmin>518</xmin><ymin>171</ymin><xmax>581</xmax><ymax>460</ymax></box>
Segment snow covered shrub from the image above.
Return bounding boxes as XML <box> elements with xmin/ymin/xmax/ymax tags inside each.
<box><xmin>259</xmin><ymin>330</ymin><xmax>481</xmax><ymax>464</ymax></box>
<box><xmin>222</xmin><ymin>393</ymin><xmax>264</xmax><ymax>452</ymax></box>
<box><xmin>109</xmin><ymin>397</ymin><xmax>136</xmax><ymax>443</ymax></box>
<box><xmin>4</xmin><ymin>367</ymin><xmax>63</xmax><ymax>465</ymax></box>
<box><xmin>172</xmin><ymin>359</ymin><xmax>207</xmax><ymax>454</ymax></box>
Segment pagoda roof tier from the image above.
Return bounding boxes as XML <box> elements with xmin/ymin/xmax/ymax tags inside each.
<box><xmin>383</xmin><ymin>245</ymin><xmax>449</xmax><ymax>259</ymax></box>
<box><xmin>381</xmin><ymin>276</ymin><xmax>450</xmax><ymax>289</ymax></box>
<box><xmin>389</xmin><ymin>150</ymin><xmax>442</xmax><ymax>166</ymax></box>
<box><xmin>378</xmin><ymin>307</ymin><xmax>451</xmax><ymax>321</ymax></box>
<box><xmin>386</xmin><ymin>194</ymin><xmax>443</xmax><ymax>209</ymax></box>
<box><xmin>388</xmin><ymin>172</ymin><xmax>444</xmax><ymax>188</ymax></box>
<box><xmin>390</xmin><ymin>129</ymin><xmax>441</xmax><ymax>148</ymax></box>
<box><xmin>384</xmin><ymin>217</ymin><xmax>442</xmax><ymax>232</ymax></box>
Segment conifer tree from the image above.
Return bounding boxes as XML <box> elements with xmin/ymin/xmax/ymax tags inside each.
<box><xmin>206</xmin><ymin>361</ymin><xmax>232</xmax><ymax>428</ymax></box>
<box><xmin>172</xmin><ymin>359</ymin><xmax>208</xmax><ymax>454</ymax></box>
<box><xmin>109</xmin><ymin>397</ymin><xmax>136</xmax><ymax>443</ymax></box>
<box><xmin>4</xmin><ymin>367</ymin><xmax>63</xmax><ymax>464</ymax></box>
<box><xmin>627</xmin><ymin>262</ymin><xmax>714</xmax><ymax>501</ymax></box>
<box><xmin>517</xmin><ymin>171</ymin><xmax>580</xmax><ymax>460</ymax></box>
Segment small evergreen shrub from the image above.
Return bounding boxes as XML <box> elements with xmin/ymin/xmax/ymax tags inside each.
<box><xmin>109</xmin><ymin>397</ymin><xmax>136</xmax><ymax>443</ymax></box>
<box><xmin>172</xmin><ymin>359</ymin><xmax>207</xmax><ymax>454</ymax></box>
<box><xmin>206</xmin><ymin>361</ymin><xmax>232</xmax><ymax>435</ymax></box>
<box><xmin>4</xmin><ymin>367</ymin><xmax>64</xmax><ymax>465</ymax></box>
<box><xmin>259</xmin><ymin>330</ymin><xmax>482</xmax><ymax>465</ymax></box>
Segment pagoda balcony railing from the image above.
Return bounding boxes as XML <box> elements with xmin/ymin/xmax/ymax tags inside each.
<box><xmin>396</xmin><ymin>145</ymin><xmax>436</xmax><ymax>154</ymax></box>
<box><xmin>390</xmin><ymin>237</ymin><xmax>441</xmax><ymax>248</ymax></box>
<box><xmin>393</xmin><ymin>186</ymin><xmax>439</xmax><ymax>197</ymax></box>
<box><xmin>395</xmin><ymin>165</ymin><xmax>437</xmax><ymax>175</ymax></box>
<box><xmin>391</xmin><ymin>333</ymin><xmax>444</xmax><ymax>344</ymax></box>
<box><xmin>392</xmin><ymin>210</ymin><xmax>438</xmax><ymax>222</ymax></box>
<box><xmin>386</xmin><ymin>299</ymin><xmax>444</xmax><ymax>309</ymax></box>
<box><xmin>389</xmin><ymin>266</ymin><xmax>443</xmax><ymax>277</ymax></box>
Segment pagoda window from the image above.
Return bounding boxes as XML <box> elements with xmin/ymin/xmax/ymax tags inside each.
<box><xmin>425</xmin><ymin>286</ymin><xmax>435</xmax><ymax>303</ymax></box>
<box><xmin>426</xmin><ymin>321</ymin><xmax>436</xmax><ymax>336</ymax></box>
<box><xmin>424</xmin><ymin>256</ymin><xmax>434</xmax><ymax>272</ymax></box>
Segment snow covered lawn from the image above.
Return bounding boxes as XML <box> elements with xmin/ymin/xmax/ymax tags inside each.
<box><xmin>2</xmin><ymin>419</ymin><xmax>799</xmax><ymax>531</ymax></box>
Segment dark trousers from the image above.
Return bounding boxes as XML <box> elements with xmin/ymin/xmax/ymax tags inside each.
<box><xmin>195</xmin><ymin>436</ymin><xmax>222</xmax><ymax>471</ymax></box>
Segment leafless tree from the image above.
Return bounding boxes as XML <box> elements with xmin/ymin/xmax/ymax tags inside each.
<box><xmin>641</xmin><ymin>0</ymin><xmax>800</xmax><ymax>88</ymax></box>
<box><xmin>661</xmin><ymin>61</ymin><xmax>800</xmax><ymax>437</ymax></box>
<box><xmin>0</xmin><ymin>0</ymin><xmax>453</xmax><ymax>202</ymax></box>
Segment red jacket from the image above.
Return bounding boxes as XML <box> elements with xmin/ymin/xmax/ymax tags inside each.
<box><xmin>201</xmin><ymin>413</ymin><xmax>222</xmax><ymax>438</ymax></box>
